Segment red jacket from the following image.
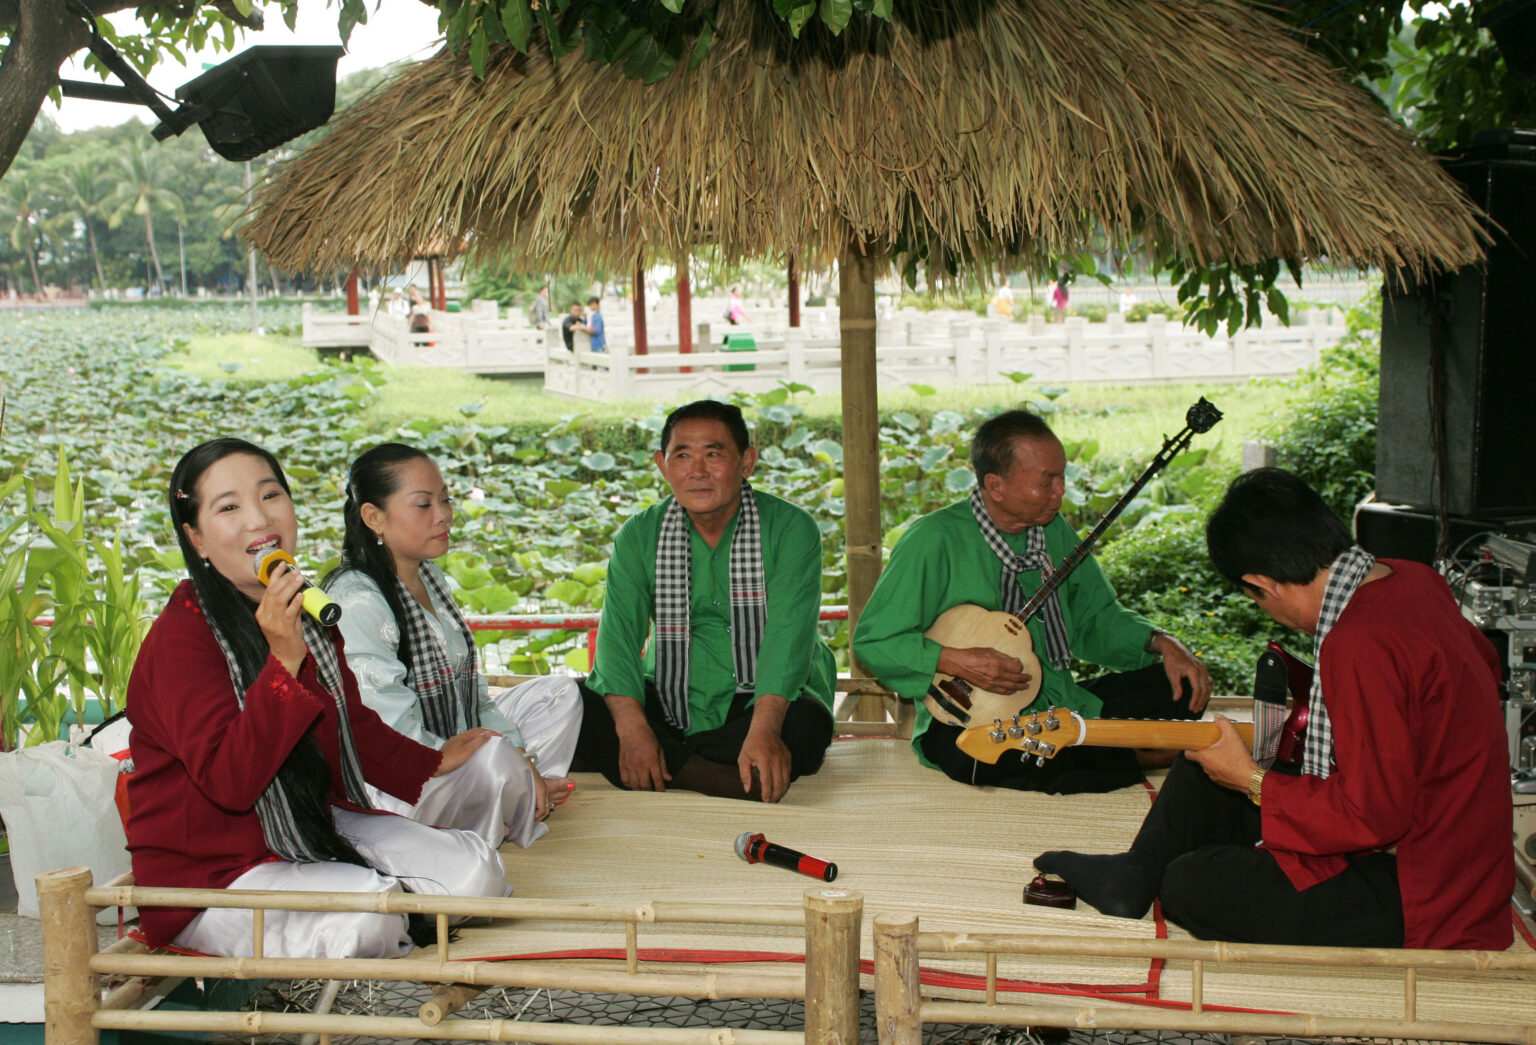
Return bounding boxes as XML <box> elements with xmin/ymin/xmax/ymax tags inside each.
<box><xmin>126</xmin><ymin>581</ymin><xmax>440</xmax><ymax>946</ymax></box>
<box><xmin>1262</xmin><ymin>560</ymin><xmax>1512</xmax><ymax>950</ymax></box>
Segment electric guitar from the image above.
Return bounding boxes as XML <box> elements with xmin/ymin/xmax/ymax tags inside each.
<box><xmin>924</xmin><ymin>397</ymin><xmax>1224</xmax><ymax>731</ymax></box>
<box><xmin>954</xmin><ymin>642</ymin><xmax>1312</xmax><ymax>766</ymax></box>
<box><xmin>955</xmin><ymin>706</ymin><xmax>1255</xmax><ymax>764</ymax></box>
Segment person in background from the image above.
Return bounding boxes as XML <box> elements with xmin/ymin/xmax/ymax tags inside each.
<box><xmin>529</xmin><ymin>284</ymin><xmax>551</xmax><ymax>328</ymax></box>
<box><xmin>727</xmin><ymin>287</ymin><xmax>749</xmax><ymax>325</ymax></box>
<box><xmin>126</xmin><ymin>439</ymin><xmax>508</xmax><ymax>959</ymax></box>
<box><xmin>561</xmin><ymin>301</ymin><xmax>584</xmax><ymax>352</ymax></box>
<box><xmin>578</xmin><ymin>296</ymin><xmax>606</xmax><ymax>352</ymax></box>
<box><xmin>326</xmin><ymin>443</ymin><xmax>585</xmax><ymax>851</ymax></box>
<box><xmin>407</xmin><ymin>285</ymin><xmax>431</xmax><ymax>334</ymax></box>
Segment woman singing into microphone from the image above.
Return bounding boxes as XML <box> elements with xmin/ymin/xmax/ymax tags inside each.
<box><xmin>125</xmin><ymin>439</ymin><xmax>510</xmax><ymax>959</ymax></box>
<box><xmin>325</xmin><ymin>443</ymin><xmax>583</xmax><ymax>850</ymax></box>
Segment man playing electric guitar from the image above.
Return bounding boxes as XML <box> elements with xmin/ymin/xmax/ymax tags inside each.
<box><xmin>854</xmin><ymin>409</ymin><xmax>1211</xmax><ymax>793</ymax></box>
<box><xmin>1036</xmin><ymin>469</ymin><xmax>1512</xmax><ymax>949</ymax></box>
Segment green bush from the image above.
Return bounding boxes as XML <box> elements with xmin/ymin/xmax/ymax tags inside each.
<box><xmin>1068</xmin><ymin>304</ymin><xmax>1108</xmax><ymax>323</ymax></box>
<box><xmin>1266</xmin><ymin>297</ymin><xmax>1380</xmax><ymax>518</ymax></box>
<box><xmin>1126</xmin><ymin>302</ymin><xmax>1185</xmax><ymax>322</ymax></box>
<box><xmin>1097</xmin><ymin>512</ymin><xmax>1278</xmax><ymax>694</ymax></box>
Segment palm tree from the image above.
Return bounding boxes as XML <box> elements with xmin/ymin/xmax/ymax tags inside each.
<box><xmin>109</xmin><ymin>144</ymin><xmax>183</xmax><ymax>292</ymax></box>
<box><xmin>1</xmin><ymin>165</ymin><xmax>44</xmax><ymax>295</ymax></box>
<box><xmin>50</xmin><ymin>157</ymin><xmax>111</xmax><ymax>290</ymax></box>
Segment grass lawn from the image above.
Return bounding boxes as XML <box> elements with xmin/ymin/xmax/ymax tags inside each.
<box><xmin>169</xmin><ymin>333</ymin><xmax>1298</xmax><ymax>467</ymax></box>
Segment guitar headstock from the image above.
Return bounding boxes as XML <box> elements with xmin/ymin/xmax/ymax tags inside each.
<box><xmin>956</xmin><ymin>708</ymin><xmax>1085</xmax><ymax>764</ymax></box>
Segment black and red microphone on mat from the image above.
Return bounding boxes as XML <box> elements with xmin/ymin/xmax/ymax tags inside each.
<box><xmin>734</xmin><ymin>831</ymin><xmax>838</xmax><ymax>882</ymax></box>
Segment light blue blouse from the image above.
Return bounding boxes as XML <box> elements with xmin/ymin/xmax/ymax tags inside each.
<box><xmin>329</xmin><ymin>569</ymin><xmax>521</xmax><ymax>750</ymax></box>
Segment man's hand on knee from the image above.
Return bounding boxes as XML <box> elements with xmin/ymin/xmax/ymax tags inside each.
<box><xmin>740</xmin><ymin>694</ymin><xmax>792</xmax><ymax>802</ymax></box>
<box><xmin>607</xmin><ymin>695</ymin><xmax>670</xmax><ymax>791</ymax></box>
<box><xmin>1150</xmin><ymin>632</ymin><xmax>1212</xmax><ymax>712</ymax></box>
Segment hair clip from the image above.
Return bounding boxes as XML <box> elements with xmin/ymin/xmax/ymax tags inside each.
<box><xmin>174</xmin><ymin>489</ymin><xmax>190</xmax><ymax>500</ymax></box>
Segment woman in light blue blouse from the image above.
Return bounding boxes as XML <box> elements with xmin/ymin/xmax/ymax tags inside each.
<box><xmin>326</xmin><ymin>444</ymin><xmax>583</xmax><ymax>849</ymax></box>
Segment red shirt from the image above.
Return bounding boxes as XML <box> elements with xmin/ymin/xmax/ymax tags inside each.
<box><xmin>126</xmin><ymin>582</ymin><xmax>441</xmax><ymax>946</ymax></box>
<box><xmin>1262</xmin><ymin>560</ymin><xmax>1512</xmax><ymax>950</ymax></box>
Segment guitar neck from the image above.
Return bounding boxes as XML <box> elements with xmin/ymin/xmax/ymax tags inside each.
<box><xmin>1081</xmin><ymin>719</ymin><xmax>1255</xmax><ymax>751</ymax></box>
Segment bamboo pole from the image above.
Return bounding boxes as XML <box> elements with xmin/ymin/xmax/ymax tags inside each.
<box><xmin>873</xmin><ymin>913</ymin><xmax>921</xmax><ymax>1045</ymax></box>
<box><xmin>912</xmin><ymin>931</ymin><xmax>1536</xmax><ymax>970</ymax></box>
<box><xmin>420</xmin><ymin>984</ymin><xmax>487</xmax><ymax>1026</ymax></box>
<box><xmin>99</xmin><ymin>975</ymin><xmax>155</xmax><ymax>1012</ymax></box>
<box><xmin>83</xmin><ymin>886</ymin><xmax>803</xmax><ymax>926</ymax></box>
<box><xmin>38</xmin><ymin>867</ymin><xmax>99</xmax><ymax>1045</ymax></box>
<box><xmin>94</xmin><ymin>1009</ymin><xmax>804</xmax><ymax>1044</ymax></box>
<box><xmin>91</xmin><ymin>953</ymin><xmax>805</xmax><ymax>1000</ymax></box>
<box><xmin>803</xmin><ymin>887</ymin><xmax>862</xmax><ymax>1045</ymax></box>
<box><xmin>839</xmin><ymin>240</ymin><xmax>885</xmax><ymax>722</ymax></box>
<box><xmin>917</xmin><ymin>999</ymin><xmax>1536</xmax><ymax>1045</ymax></box>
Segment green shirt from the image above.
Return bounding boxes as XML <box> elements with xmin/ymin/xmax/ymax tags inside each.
<box><xmin>853</xmin><ymin>499</ymin><xmax>1155</xmax><ymax>767</ymax></box>
<box><xmin>588</xmin><ymin>489</ymin><xmax>837</xmax><ymax>734</ymax></box>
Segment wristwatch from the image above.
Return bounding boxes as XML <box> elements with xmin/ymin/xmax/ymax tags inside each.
<box><xmin>1144</xmin><ymin>628</ymin><xmax>1167</xmax><ymax>654</ymax></box>
<box><xmin>1247</xmin><ymin>768</ymin><xmax>1267</xmax><ymax>806</ymax></box>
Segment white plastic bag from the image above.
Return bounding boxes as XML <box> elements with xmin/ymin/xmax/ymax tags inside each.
<box><xmin>0</xmin><ymin>741</ymin><xmax>131</xmax><ymax>923</ymax></box>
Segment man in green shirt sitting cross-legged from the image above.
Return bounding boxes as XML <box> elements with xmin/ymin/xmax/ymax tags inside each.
<box><xmin>854</xmin><ymin>408</ymin><xmax>1212</xmax><ymax>794</ymax></box>
<box><xmin>573</xmin><ymin>400</ymin><xmax>836</xmax><ymax>802</ymax></box>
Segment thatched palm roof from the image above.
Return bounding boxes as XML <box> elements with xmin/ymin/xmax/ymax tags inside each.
<box><xmin>245</xmin><ymin>0</ymin><xmax>1483</xmax><ymax>279</ymax></box>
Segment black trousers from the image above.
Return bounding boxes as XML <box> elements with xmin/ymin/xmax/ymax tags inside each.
<box><xmin>573</xmin><ymin>681</ymin><xmax>835</xmax><ymax>791</ymax></box>
<box><xmin>920</xmin><ymin>663</ymin><xmax>1199</xmax><ymax>794</ymax></box>
<box><xmin>1138</xmin><ymin>756</ymin><xmax>1404</xmax><ymax>946</ymax></box>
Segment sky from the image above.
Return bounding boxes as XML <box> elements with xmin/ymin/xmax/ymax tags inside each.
<box><xmin>46</xmin><ymin>0</ymin><xmax>443</xmax><ymax>134</ymax></box>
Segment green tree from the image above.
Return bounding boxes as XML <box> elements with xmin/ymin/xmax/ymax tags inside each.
<box><xmin>47</xmin><ymin>152</ymin><xmax>111</xmax><ymax>288</ymax></box>
<box><xmin>108</xmin><ymin>142</ymin><xmax>183</xmax><ymax>290</ymax></box>
<box><xmin>1</xmin><ymin>161</ymin><xmax>43</xmax><ymax>292</ymax></box>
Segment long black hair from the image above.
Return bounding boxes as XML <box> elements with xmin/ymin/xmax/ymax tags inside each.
<box><xmin>324</xmin><ymin>442</ymin><xmax>434</xmax><ymax>664</ymax></box>
<box><xmin>170</xmin><ymin>439</ymin><xmax>369</xmax><ymax>871</ymax></box>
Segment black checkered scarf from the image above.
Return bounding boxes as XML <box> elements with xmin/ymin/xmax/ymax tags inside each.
<box><xmin>1303</xmin><ymin>546</ymin><xmax>1377</xmax><ymax>779</ymax></box>
<box><xmin>653</xmin><ymin>482</ymin><xmax>766</xmax><ymax>731</ymax></box>
<box><xmin>968</xmin><ymin>486</ymin><xmax>1072</xmax><ymax>670</ymax></box>
<box><xmin>204</xmin><ymin>610</ymin><xmax>372</xmax><ymax>863</ymax></box>
<box><xmin>393</xmin><ymin>561</ymin><xmax>480</xmax><ymax>741</ymax></box>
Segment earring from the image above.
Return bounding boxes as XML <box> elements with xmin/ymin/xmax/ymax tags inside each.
<box><xmin>375</xmin><ymin>534</ymin><xmax>384</xmax><ymax>546</ymax></box>
<box><xmin>201</xmin><ymin>557</ymin><xmax>211</xmax><ymax>568</ymax></box>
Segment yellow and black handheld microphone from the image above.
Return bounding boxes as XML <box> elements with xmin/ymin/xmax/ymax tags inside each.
<box><xmin>252</xmin><ymin>548</ymin><xmax>343</xmax><ymax>626</ymax></box>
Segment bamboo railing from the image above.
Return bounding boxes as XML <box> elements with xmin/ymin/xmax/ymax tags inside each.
<box><xmin>41</xmin><ymin>865</ymin><xmax>1536</xmax><ymax>1045</ymax></box>
<box><xmin>37</xmin><ymin>868</ymin><xmax>863</xmax><ymax>1045</ymax></box>
<box><xmin>871</xmin><ymin>913</ymin><xmax>1536</xmax><ymax>1045</ymax></box>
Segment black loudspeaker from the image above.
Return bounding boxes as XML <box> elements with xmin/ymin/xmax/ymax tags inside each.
<box><xmin>1484</xmin><ymin>0</ymin><xmax>1536</xmax><ymax>83</ymax></box>
<box><xmin>1376</xmin><ymin>154</ymin><xmax>1536</xmax><ymax>518</ymax></box>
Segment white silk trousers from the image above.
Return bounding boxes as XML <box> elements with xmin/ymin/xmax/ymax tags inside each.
<box><xmin>172</xmin><ymin>807</ymin><xmax>509</xmax><ymax>959</ymax></box>
<box><xmin>368</xmin><ymin>675</ymin><xmax>584</xmax><ymax>849</ymax></box>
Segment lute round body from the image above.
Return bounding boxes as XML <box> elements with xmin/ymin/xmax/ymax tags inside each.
<box><xmin>922</xmin><ymin>604</ymin><xmax>1044</xmax><ymax>727</ymax></box>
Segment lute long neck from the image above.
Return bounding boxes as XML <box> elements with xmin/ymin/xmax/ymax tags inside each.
<box><xmin>1014</xmin><ymin>397</ymin><xmax>1221</xmax><ymax>624</ymax></box>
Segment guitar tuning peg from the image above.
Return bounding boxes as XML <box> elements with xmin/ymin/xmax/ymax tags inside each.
<box><xmin>989</xmin><ymin>718</ymin><xmax>1007</xmax><ymax>743</ymax></box>
<box><xmin>1034</xmin><ymin>755</ymin><xmax>1047</xmax><ymax>767</ymax></box>
<box><xmin>1025</xmin><ymin>713</ymin><xmax>1042</xmax><ymax>736</ymax></box>
<box><xmin>1007</xmin><ymin>715</ymin><xmax>1025</xmax><ymax>739</ymax></box>
<box><xmin>1042</xmin><ymin>712</ymin><xmax>1060</xmax><ymax>732</ymax></box>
